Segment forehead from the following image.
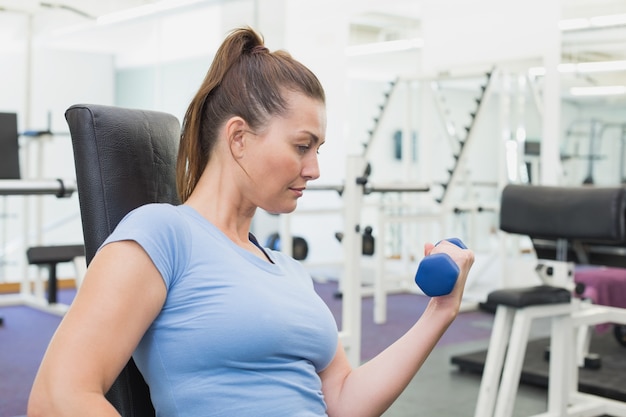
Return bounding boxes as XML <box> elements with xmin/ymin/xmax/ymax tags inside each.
<box><xmin>283</xmin><ymin>90</ymin><xmax>325</xmax><ymax>113</ymax></box>
<box><xmin>273</xmin><ymin>91</ymin><xmax>326</xmax><ymax>136</ymax></box>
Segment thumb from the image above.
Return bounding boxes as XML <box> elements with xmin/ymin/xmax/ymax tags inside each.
<box><xmin>423</xmin><ymin>242</ymin><xmax>435</xmax><ymax>257</ymax></box>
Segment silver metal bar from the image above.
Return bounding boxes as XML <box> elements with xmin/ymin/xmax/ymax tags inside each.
<box><xmin>307</xmin><ymin>182</ymin><xmax>430</xmax><ymax>195</ymax></box>
<box><xmin>0</xmin><ymin>179</ymin><xmax>77</xmax><ymax>197</ymax></box>
<box><xmin>365</xmin><ymin>182</ymin><xmax>430</xmax><ymax>194</ymax></box>
<box><xmin>306</xmin><ymin>184</ymin><xmax>344</xmax><ymax>193</ymax></box>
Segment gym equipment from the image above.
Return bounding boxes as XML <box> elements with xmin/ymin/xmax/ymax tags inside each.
<box><xmin>430</xmin><ymin>70</ymin><xmax>494</xmax><ymax>205</ymax></box>
<box><xmin>66</xmin><ymin>103</ymin><xmax>181</xmax><ymax>417</ymax></box>
<box><xmin>0</xmin><ymin>179</ymin><xmax>77</xmax><ymax>196</ymax></box>
<box><xmin>614</xmin><ymin>324</ymin><xmax>626</xmax><ymax>347</ymax></box>
<box><xmin>26</xmin><ymin>244</ymin><xmax>84</xmax><ymax>304</ymax></box>
<box><xmin>0</xmin><ymin>112</ymin><xmax>20</xmax><ymax>180</ymax></box>
<box><xmin>0</xmin><ymin>112</ymin><xmax>20</xmax><ymax>327</ymax></box>
<box><xmin>361</xmin><ymin>226</ymin><xmax>374</xmax><ymax>256</ymax></box>
<box><xmin>265</xmin><ymin>232</ymin><xmax>309</xmax><ymax>261</ymax></box>
<box><xmin>453</xmin><ymin>332</ymin><xmax>626</xmax><ymax>403</ymax></box>
<box><xmin>0</xmin><ymin>179</ymin><xmax>78</xmax><ymax>316</ymax></box>
<box><xmin>334</xmin><ymin>225</ymin><xmax>375</xmax><ymax>256</ymax></box>
<box><xmin>414</xmin><ymin>237</ymin><xmax>467</xmax><ymax>297</ymax></box>
<box><xmin>0</xmin><ymin>109</ymin><xmax>82</xmax><ymax>316</ymax></box>
<box><xmin>472</xmin><ymin>184</ymin><xmax>626</xmax><ymax>417</ymax></box>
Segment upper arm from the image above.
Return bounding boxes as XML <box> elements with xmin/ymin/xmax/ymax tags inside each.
<box><xmin>318</xmin><ymin>341</ymin><xmax>352</xmax><ymax>416</ymax></box>
<box><xmin>30</xmin><ymin>240</ymin><xmax>167</xmax><ymax>402</ymax></box>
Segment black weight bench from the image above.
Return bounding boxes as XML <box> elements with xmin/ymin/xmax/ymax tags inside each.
<box><xmin>26</xmin><ymin>244</ymin><xmax>85</xmax><ymax>304</ymax></box>
<box><xmin>474</xmin><ymin>184</ymin><xmax>626</xmax><ymax>417</ymax></box>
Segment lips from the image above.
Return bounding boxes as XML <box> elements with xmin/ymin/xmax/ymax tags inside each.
<box><xmin>289</xmin><ymin>187</ymin><xmax>305</xmax><ymax>197</ymax></box>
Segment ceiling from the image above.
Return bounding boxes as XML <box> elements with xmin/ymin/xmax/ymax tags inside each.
<box><xmin>1</xmin><ymin>0</ymin><xmax>625</xmax><ymax>102</ymax></box>
<box><xmin>347</xmin><ymin>0</ymin><xmax>626</xmax><ymax>104</ymax></box>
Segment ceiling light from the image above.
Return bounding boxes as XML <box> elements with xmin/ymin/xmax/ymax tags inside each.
<box><xmin>528</xmin><ymin>60</ymin><xmax>626</xmax><ymax>76</ymax></box>
<box><xmin>575</xmin><ymin>60</ymin><xmax>626</xmax><ymax>73</ymax></box>
<box><xmin>346</xmin><ymin>38</ymin><xmax>423</xmax><ymax>57</ymax></box>
<box><xmin>570</xmin><ymin>86</ymin><xmax>626</xmax><ymax>97</ymax></box>
<box><xmin>589</xmin><ymin>13</ymin><xmax>626</xmax><ymax>28</ymax></box>
<box><xmin>96</xmin><ymin>0</ymin><xmax>205</xmax><ymax>25</ymax></box>
<box><xmin>558</xmin><ymin>18</ymin><xmax>590</xmax><ymax>31</ymax></box>
<box><xmin>559</xmin><ymin>13</ymin><xmax>626</xmax><ymax>31</ymax></box>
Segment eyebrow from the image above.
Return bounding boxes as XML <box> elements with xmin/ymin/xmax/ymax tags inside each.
<box><xmin>303</xmin><ymin>130</ymin><xmax>323</xmax><ymax>145</ymax></box>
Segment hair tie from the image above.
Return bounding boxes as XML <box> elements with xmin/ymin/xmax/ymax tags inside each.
<box><xmin>251</xmin><ymin>45</ymin><xmax>269</xmax><ymax>54</ymax></box>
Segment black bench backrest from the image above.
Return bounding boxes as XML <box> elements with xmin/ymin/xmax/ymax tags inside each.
<box><xmin>66</xmin><ymin>103</ymin><xmax>181</xmax><ymax>417</ymax></box>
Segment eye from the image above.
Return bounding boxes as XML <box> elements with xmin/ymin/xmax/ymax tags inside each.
<box><xmin>296</xmin><ymin>144</ymin><xmax>310</xmax><ymax>154</ymax></box>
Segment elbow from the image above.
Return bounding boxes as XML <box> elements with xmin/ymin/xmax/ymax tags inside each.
<box><xmin>27</xmin><ymin>391</ymin><xmax>51</xmax><ymax>417</ymax></box>
<box><xmin>27</xmin><ymin>378</ymin><xmax>61</xmax><ymax>417</ymax></box>
<box><xmin>27</xmin><ymin>404</ymin><xmax>47</xmax><ymax>417</ymax></box>
<box><xmin>27</xmin><ymin>390</ymin><xmax>70</xmax><ymax>417</ymax></box>
<box><xmin>27</xmin><ymin>377</ymin><xmax>113</xmax><ymax>416</ymax></box>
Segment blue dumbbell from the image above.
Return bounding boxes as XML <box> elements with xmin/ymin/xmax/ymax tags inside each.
<box><xmin>414</xmin><ymin>238</ymin><xmax>467</xmax><ymax>297</ymax></box>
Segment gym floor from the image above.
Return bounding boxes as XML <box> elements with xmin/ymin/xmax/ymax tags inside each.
<box><xmin>384</xmin><ymin>338</ymin><xmax>550</xmax><ymax>416</ymax></box>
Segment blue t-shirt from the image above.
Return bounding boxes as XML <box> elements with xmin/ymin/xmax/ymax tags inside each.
<box><xmin>102</xmin><ymin>204</ymin><xmax>338</xmax><ymax>417</ymax></box>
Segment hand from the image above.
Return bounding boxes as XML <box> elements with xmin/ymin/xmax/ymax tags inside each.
<box><xmin>423</xmin><ymin>240</ymin><xmax>474</xmax><ymax>310</ymax></box>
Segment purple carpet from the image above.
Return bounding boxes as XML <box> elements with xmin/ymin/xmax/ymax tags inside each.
<box><xmin>314</xmin><ymin>281</ymin><xmax>494</xmax><ymax>361</ymax></box>
<box><xmin>0</xmin><ymin>290</ymin><xmax>75</xmax><ymax>417</ymax></box>
<box><xmin>0</xmin><ymin>283</ymin><xmax>493</xmax><ymax>416</ymax></box>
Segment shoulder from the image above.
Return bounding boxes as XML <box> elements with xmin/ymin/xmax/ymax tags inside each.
<box><xmin>126</xmin><ymin>202</ymin><xmax>180</xmax><ymax>220</ymax></box>
<box><xmin>106</xmin><ymin>203</ymin><xmax>192</xmax><ymax>288</ymax></box>
<box><xmin>121</xmin><ymin>203</ymin><xmax>187</xmax><ymax>229</ymax></box>
<box><xmin>109</xmin><ymin>203</ymin><xmax>191</xmax><ymax>246</ymax></box>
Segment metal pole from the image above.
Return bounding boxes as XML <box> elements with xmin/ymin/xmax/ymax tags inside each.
<box><xmin>340</xmin><ymin>154</ymin><xmax>364</xmax><ymax>366</ymax></box>
<box><xmin>279</xmin><ymin>213</ymin><xmax>293</xmax><ymax>258</ymax></box>
<box><xmin>21</xmin><ymin>13</ymin><xmax>34</xmax><ymax>296</ymax></box>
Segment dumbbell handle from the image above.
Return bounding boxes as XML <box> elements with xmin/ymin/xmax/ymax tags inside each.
<box><xmin>414</xmin><ymin>238</ymin><xmax>467</xmax><ymax>297</ymax></box>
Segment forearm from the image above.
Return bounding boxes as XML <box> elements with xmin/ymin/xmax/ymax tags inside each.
<box><xmin>327</xmin><ymin>302</ymin><xmax>456</xmax><ymax>417</ymax></box>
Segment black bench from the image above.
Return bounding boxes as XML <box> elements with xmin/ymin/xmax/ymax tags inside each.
<box><xmin>26</xmin><ymin>244</ymin><xmax>85</xmax><ymax>304</ymax></box>
<box><xmin>473</xmin><ymin>184</ymin><xmax>626</xmax><ymax>417</ymax></box>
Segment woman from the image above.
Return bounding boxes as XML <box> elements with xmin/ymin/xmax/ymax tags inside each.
<box><xmin>28</xmin><ymin>27</ymin><xmax>474</xmax><ymax>417</ymax></box>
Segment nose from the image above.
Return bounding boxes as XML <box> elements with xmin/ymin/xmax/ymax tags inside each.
<box><xmin>302</xmin><ymin>153</ymin><xmax>320</xmax><ymax>181</ymax></box>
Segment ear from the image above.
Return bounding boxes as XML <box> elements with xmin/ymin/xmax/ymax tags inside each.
<box><xmin>225</xmin><ymin>116</ymin><xmax>248</xmax><ymax>159</ymax></box>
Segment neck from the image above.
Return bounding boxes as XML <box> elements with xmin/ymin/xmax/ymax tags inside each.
<box><xmin>185</xmin><ymin>168</ymin><xmax>257</xmax><ymax>247</ymax></box>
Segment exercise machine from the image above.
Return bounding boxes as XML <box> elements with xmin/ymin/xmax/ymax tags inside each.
<box><xmin>0</xmin><ymin>178</ymin><xmax>80</xmax><ymax>315</ymax></box>
<box><xmin>475</xmin><ymin>184</ymin><xmax>626</xmax><ymax>417</ymax></box>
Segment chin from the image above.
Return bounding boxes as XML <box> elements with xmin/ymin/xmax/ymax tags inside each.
<box><xmin>265</xmin><ymin>203</ymin><xmax>298</xmax><ymax>215</ymax></box>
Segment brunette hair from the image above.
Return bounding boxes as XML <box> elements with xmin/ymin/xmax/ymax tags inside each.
<box><xmin>176</xmin><ymin>26</ymin><xmax>326</xmax><ymax>202</ymax></box>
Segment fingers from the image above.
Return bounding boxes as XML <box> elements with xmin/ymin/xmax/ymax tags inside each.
<box><xmin>423</xmin><ymin>242</ymin><xmax>435</xmax><ymax>256</ymax></box>
<box><xmin>422</xmin><ymin>240</ymin><xmax>474</xmax><ymax>277</ymax></box>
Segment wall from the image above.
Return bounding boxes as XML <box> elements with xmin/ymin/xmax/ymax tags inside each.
<box><xmin>1</xmin><ymin>2</ymin><xmax>626</xmax><ymax>283</ymax></box>
<box><xmin>0</xmin><ymin>41</ymin><xmax>114</xmax><ymax>282</ymax></box>
<box><xmin>115</xmin><ymin>56</ymin><xmax>209</xmax><ymax>121</ymax></box>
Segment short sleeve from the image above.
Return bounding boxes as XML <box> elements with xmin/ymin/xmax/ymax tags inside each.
<box><xmin>101</xmin><ymin>204</ymin><xmax>190</xmax><ymax>290</ymax></box>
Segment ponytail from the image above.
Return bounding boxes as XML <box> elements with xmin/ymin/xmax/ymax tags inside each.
<box><xmin>176</xmin><ymin>27</ymin><xmax>325</xmax><ymax>202</ymax></box>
